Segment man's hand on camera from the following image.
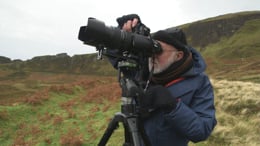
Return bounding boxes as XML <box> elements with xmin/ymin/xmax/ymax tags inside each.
<box><xmin>139</xmin><ymin>85</ymin><xmax>178</xmax><ymax>113</ymax></box>
<box><xmin>122</xmin><ymin>18</ymin><xmax>139</xmax><ymax>32</ymax></box>
<box><xmin>117</xmin><ymin>14</ymin><xmax>140</xmax><ymax>32</ymax></box>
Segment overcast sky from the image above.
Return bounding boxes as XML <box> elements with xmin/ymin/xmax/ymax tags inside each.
<box><xmin>1</xmin><ymin>0</ymin><xmax>259</xmax><ymax>60</ymax></box>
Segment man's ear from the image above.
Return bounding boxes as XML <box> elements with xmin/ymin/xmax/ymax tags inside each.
<box><xmin>176</xmin><ymin>51</ymin><xmax>184</xmax><ymax>61</ymax></box>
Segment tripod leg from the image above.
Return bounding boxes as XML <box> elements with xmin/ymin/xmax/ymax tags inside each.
<box><xmin>125</xmin><ymin>117</ymin><xmax>152</xmax><ymax>146</ymax></box>
<box><xmin>126</xmin><ymin>117</ymin><xmax>141</xmax><ymax>146</ymax></box>
<box><xmin>98</xmin><ymin>112</ymin><xmax>151</xmax><ymax>146</ymax></box>
<box><xmin>98</xmin><ymin>115</ymin><xmax>120</xmax><ymax>146</ymax></box>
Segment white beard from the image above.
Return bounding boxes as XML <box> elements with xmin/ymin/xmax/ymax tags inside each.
<box><xmin>149</xmin><ymin>53</ymin><xmax>178</xmax><ymax>74</ymax></box>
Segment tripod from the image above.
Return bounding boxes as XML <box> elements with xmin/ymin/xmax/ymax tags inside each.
<box><xmin>98</xmin><ymin>60</ymin><xmax>151</xmax><ymax>146</ymax></box>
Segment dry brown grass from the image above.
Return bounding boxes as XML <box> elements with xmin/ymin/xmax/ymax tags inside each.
<box><xmin>209</xmin><ymin>79</ymin><xmax>260</xmax><ymax>146</ymax></box>
<box><xmin>53</xmin><ymin>115</ymin><xmax>64</xmax><ymax>125</ymax></box>
<box><xmin>0</xmin><ymin>110</ymin><xmax>8</xmax><ymax>120</ymax></box>
<box><xmin>60</xmin><ymin>129</ymin><xmax>84</xmax><ymax>146</ymax></box>
<box><xmin>80</xmin><ymin>80</ymin><xmax>121</xmax><ymax>104</ymax></box>
<box><xmin>23</xmin><ymin>89</ymin><xmax>49</xmax><ymax>105</ymax></box>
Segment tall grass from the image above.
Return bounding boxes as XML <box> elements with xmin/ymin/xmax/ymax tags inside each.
<box><xmin>190</xmin><ymin>79</ymin><xmax>260</xmax><ymax>146</ymax></box>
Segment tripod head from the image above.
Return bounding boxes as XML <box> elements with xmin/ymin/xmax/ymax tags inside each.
<box><xmin>117</xmin><ymin>58</ymin><xmax>144</xmax><ymax>115</ymax></box>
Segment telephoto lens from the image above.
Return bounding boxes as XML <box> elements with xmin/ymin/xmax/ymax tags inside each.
<box><xmin>78</xmin><ymin>17</ymin><xmax>162</xmax><ymax>57</ymax></box>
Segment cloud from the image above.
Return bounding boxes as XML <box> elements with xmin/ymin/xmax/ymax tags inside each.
<box><xmin>0</xmin><ymin>0</ymin><xmax>260</xmax><ymax>60</ymax></box>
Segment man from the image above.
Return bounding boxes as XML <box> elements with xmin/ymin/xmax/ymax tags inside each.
<box><xmin>111</xmin><ymin>15</ymin><xmax>217</xmax><ymax>146</ymax></box>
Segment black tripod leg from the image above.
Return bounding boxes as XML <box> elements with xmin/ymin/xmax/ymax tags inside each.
<box><xmin>98</xmin><ymin>113</ymin><xmax>147</xmax><ymax>146</ymax></box>
<box><xmin>98</xmin><ymin>114</ymin><xmax>121</xmax><ymax>146</ymax></box>
<box><xmin>125</xmin><ymin>117</ymin><xmax>142</xmax><ymax>146</ymax></box>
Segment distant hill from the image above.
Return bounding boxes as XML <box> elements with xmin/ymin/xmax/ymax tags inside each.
<box><xmin>1</xmin><ymin>11</ymin><xmax>260</xmax><ymax>82</ymax></box>
<box><xmin>0</xmin><ymin>53</ymin><xmax>116</xmax><ymax>76</ymax></box>
<box><xmin>0</xmin><ymin>56</ymin><xmax>12</xmax><ymax>64</ymax></box>
<box><xmin>180</xmin><ymin>11</ymin><xmax>260</xmax><ymax>53</ymax></box>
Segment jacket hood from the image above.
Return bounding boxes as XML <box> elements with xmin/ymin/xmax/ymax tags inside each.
<box><xmin>182</xmin><ymin>47</ymin><xmax>207</xmax><ymax>77</ymax></box>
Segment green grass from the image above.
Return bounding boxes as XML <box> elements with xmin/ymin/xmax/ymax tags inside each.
<box><xmin>0</xmin><ymin>77</ymin><xmax>125</xmax><ymax>146</ymax></box>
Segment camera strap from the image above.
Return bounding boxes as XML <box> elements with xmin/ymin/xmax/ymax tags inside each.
<box><xmin>144</xmin><ymin>55</ymin><xmax>156</xmax><ymax>92</ymax></box>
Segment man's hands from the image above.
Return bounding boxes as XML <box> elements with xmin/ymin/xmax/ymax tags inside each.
<box><xmin>139</xmin><ymin>85</ymin><xmax>178</xmax><ymax>113</ymax></box>
<box><xmin>117</xmin><ymin>14</ymin><xmax>140</xmax><ymax>31</ymax></box>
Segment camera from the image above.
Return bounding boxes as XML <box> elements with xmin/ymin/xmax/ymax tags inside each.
<box><xmin>78</xmin><ymin>17</ymin><xmax>162</xmax><ymax>57</ymax></box>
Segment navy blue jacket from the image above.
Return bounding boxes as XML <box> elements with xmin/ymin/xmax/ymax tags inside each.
<box><xmin>143</xmin><ymin>47</ymin><xmax>216</xmax><ymax>146</ymax></box>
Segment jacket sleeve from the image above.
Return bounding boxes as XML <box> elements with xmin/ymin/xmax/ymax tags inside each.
<box><xmin>164</xmin><ymin>75</ymin><xmax>217</xmax><ymax>142</ymax></box>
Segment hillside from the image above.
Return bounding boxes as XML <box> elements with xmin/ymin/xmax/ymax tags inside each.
<box><xmin>177</xmin><ymin>11</ymin><xmax>260</xmax><ymax>82</ymax></box>
<box><xmin>1</xmin><ymin>11</ymin><xmax>260</xmax><ymax>83</ymax></box>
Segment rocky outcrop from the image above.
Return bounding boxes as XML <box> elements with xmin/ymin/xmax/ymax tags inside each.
<box><xmin>180</xmin><ymin>11</ymin><xmax>260</xmax><ymax>50</ymax></box>
<box><xmin>0</xmin><ymin>56</ymin><xmax>11</xmax><ymax>64</ymax></box>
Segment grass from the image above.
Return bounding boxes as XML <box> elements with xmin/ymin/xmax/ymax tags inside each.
<box><xmin>0</xmin><ymin>71</ymin><xmax>260</xmax><ymax>145</ymax></box>
<box><xmin>207</xmin><ymin>79</ymin><xmax>260</xmax><ymax>146</ymax></box>
<box><xmin>0</xmin><ymin>72</ymin><xmax>123</xmax><ymax>146</ymax></box>
<box><xmin>0</xmin><ymin>76</ymin><xmax>123</xmax><ymax>145</ymax></box>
